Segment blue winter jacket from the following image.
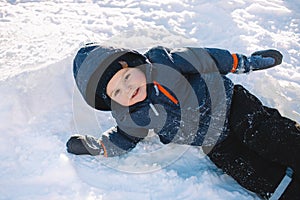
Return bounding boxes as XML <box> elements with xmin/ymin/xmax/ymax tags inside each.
<box><xmin>75</xmin><ymin>46</ymin><xmax>238</xmax><ymax>157</ymax></box>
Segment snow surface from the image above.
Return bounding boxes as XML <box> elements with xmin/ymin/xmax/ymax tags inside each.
<box><xmin>0</xmin><ymin>0</ymin><xmax>300</xmax><ymax>199</ymax></box>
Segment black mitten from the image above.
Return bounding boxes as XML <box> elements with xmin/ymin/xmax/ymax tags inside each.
<box><xmin>233</xmin><ymin>49</ymin><xmax>283</xmax><ymax>73</ymax></box>
<box><xmin>66</xmin><ymin>135</ymin><xmax>102</xmax><ymax>156</ymax></box>
<box><xmin>251</xmin><ymin>49</ymin><xmax>283</xmax><ymax>68</ymax></box>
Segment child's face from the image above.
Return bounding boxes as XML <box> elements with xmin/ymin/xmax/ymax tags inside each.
<box><xmin>106</xmin><ymin>67</ymin><xmax>147</xmax><ymax>107</ymax></box>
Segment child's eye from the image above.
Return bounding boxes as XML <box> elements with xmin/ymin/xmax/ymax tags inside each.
<box><xmin>124</xmin><ymin>74</ymin><xmax>130</xmax><ymax>80</ymax></box>
<box><xmin>114</xmin><ymin>89</ymin><xmax>120</xmax><ymax>97</ymax></box>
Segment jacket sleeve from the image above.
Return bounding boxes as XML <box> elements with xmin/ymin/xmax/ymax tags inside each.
<box><xmin>171</xmin><ymin>47</ymin><xmax>235</xmax><ymax>75</ymax></box>
<box><xmin>144</xmin><ymin>46</ymin><xmax>235</xmax><ymax>75</ymax></box>
<box><xmin>100</xmin><ymin>126</ymin><xmax>146</xmax><ymax>157</ymax></box>
<box><xmin>204</xmin><ymin>48</ymin><xmax>236</xmax><ymax>74</ymax></box>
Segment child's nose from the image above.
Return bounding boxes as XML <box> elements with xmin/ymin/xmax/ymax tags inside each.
<box><xmin>128</xmin><ymin>86</ymin><xmax>133</xmax><ymax>92</ymax></box>
<box><xmin>125</xmin><ymin>85</ymin><xmax>133</xmax><ymax>96</ymax></box>
<box><xmin>125</xmin><ymin>82</ymin><xmax>132</xmax><ymax>90</ymax></box>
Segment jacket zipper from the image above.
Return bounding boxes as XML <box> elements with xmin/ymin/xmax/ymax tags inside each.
<box><xmin>149</xmin><ymin>81</ymin><xmax>179</xmax><ymax>116</ymax></box>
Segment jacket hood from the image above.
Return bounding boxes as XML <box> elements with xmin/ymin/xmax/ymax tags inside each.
<box><xmin>73</xmin><ymin>43</ymin><xmax>148</xmax><ymax>111</ymax></box>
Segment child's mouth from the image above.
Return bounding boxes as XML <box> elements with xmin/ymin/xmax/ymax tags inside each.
<box><xmin>131</xmin><ymin>88</ymin><xmax>139</xmax><ymax>99</ymax></box>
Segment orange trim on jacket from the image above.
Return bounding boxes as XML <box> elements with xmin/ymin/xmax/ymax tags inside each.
<box><xmin>100</xmin><ymin>141</ymin><xmax>108</xmax><ymax>157</ymax></box>
<box><xmin>231</xmin><ymin>53</ymin><xmax>239</xmax><ymax>73</ymax></box>
<box><xmin>153</xmin><ymin>81</ymin><xmax>179</xmax><ymax>105</ymax></box>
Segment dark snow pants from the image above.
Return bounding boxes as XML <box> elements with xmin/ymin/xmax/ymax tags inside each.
<box><xmin>206</xmin><ymin>85</ymin><xmax>300</xmax><ymax>199</ymax></box>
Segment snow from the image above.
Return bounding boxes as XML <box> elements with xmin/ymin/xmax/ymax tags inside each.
<box><xmin>0</xmin><ymin>0</ymin><xmax>299</xmax><ymax>199</ymax></box>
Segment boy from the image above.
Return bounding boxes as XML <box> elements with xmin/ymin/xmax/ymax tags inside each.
<box><xmin>67</xmin><ymin>43</ymin><xmax>300</xmax><ymax>199</ymax></box>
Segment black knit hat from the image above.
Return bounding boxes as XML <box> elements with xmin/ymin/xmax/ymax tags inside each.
<box><xmin>73</xmin><ymin>43</ymin><xmax>147</xmax><ymax>111</ymax></box>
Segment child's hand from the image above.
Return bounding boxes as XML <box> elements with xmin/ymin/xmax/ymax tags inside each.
<box><xmin>233</xmin><ymin>49</ymin><xmax>283</xmax><ymax>73</ymax></box>
<box><xmin>66</xmin><ymin>135</ymin><xmax>102</xmax><ymax>156</ymax></box>
<box><xmin>250</xmin><ymin>49</ymin><xmax>283</xmax><ymax>70</ymax></box>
